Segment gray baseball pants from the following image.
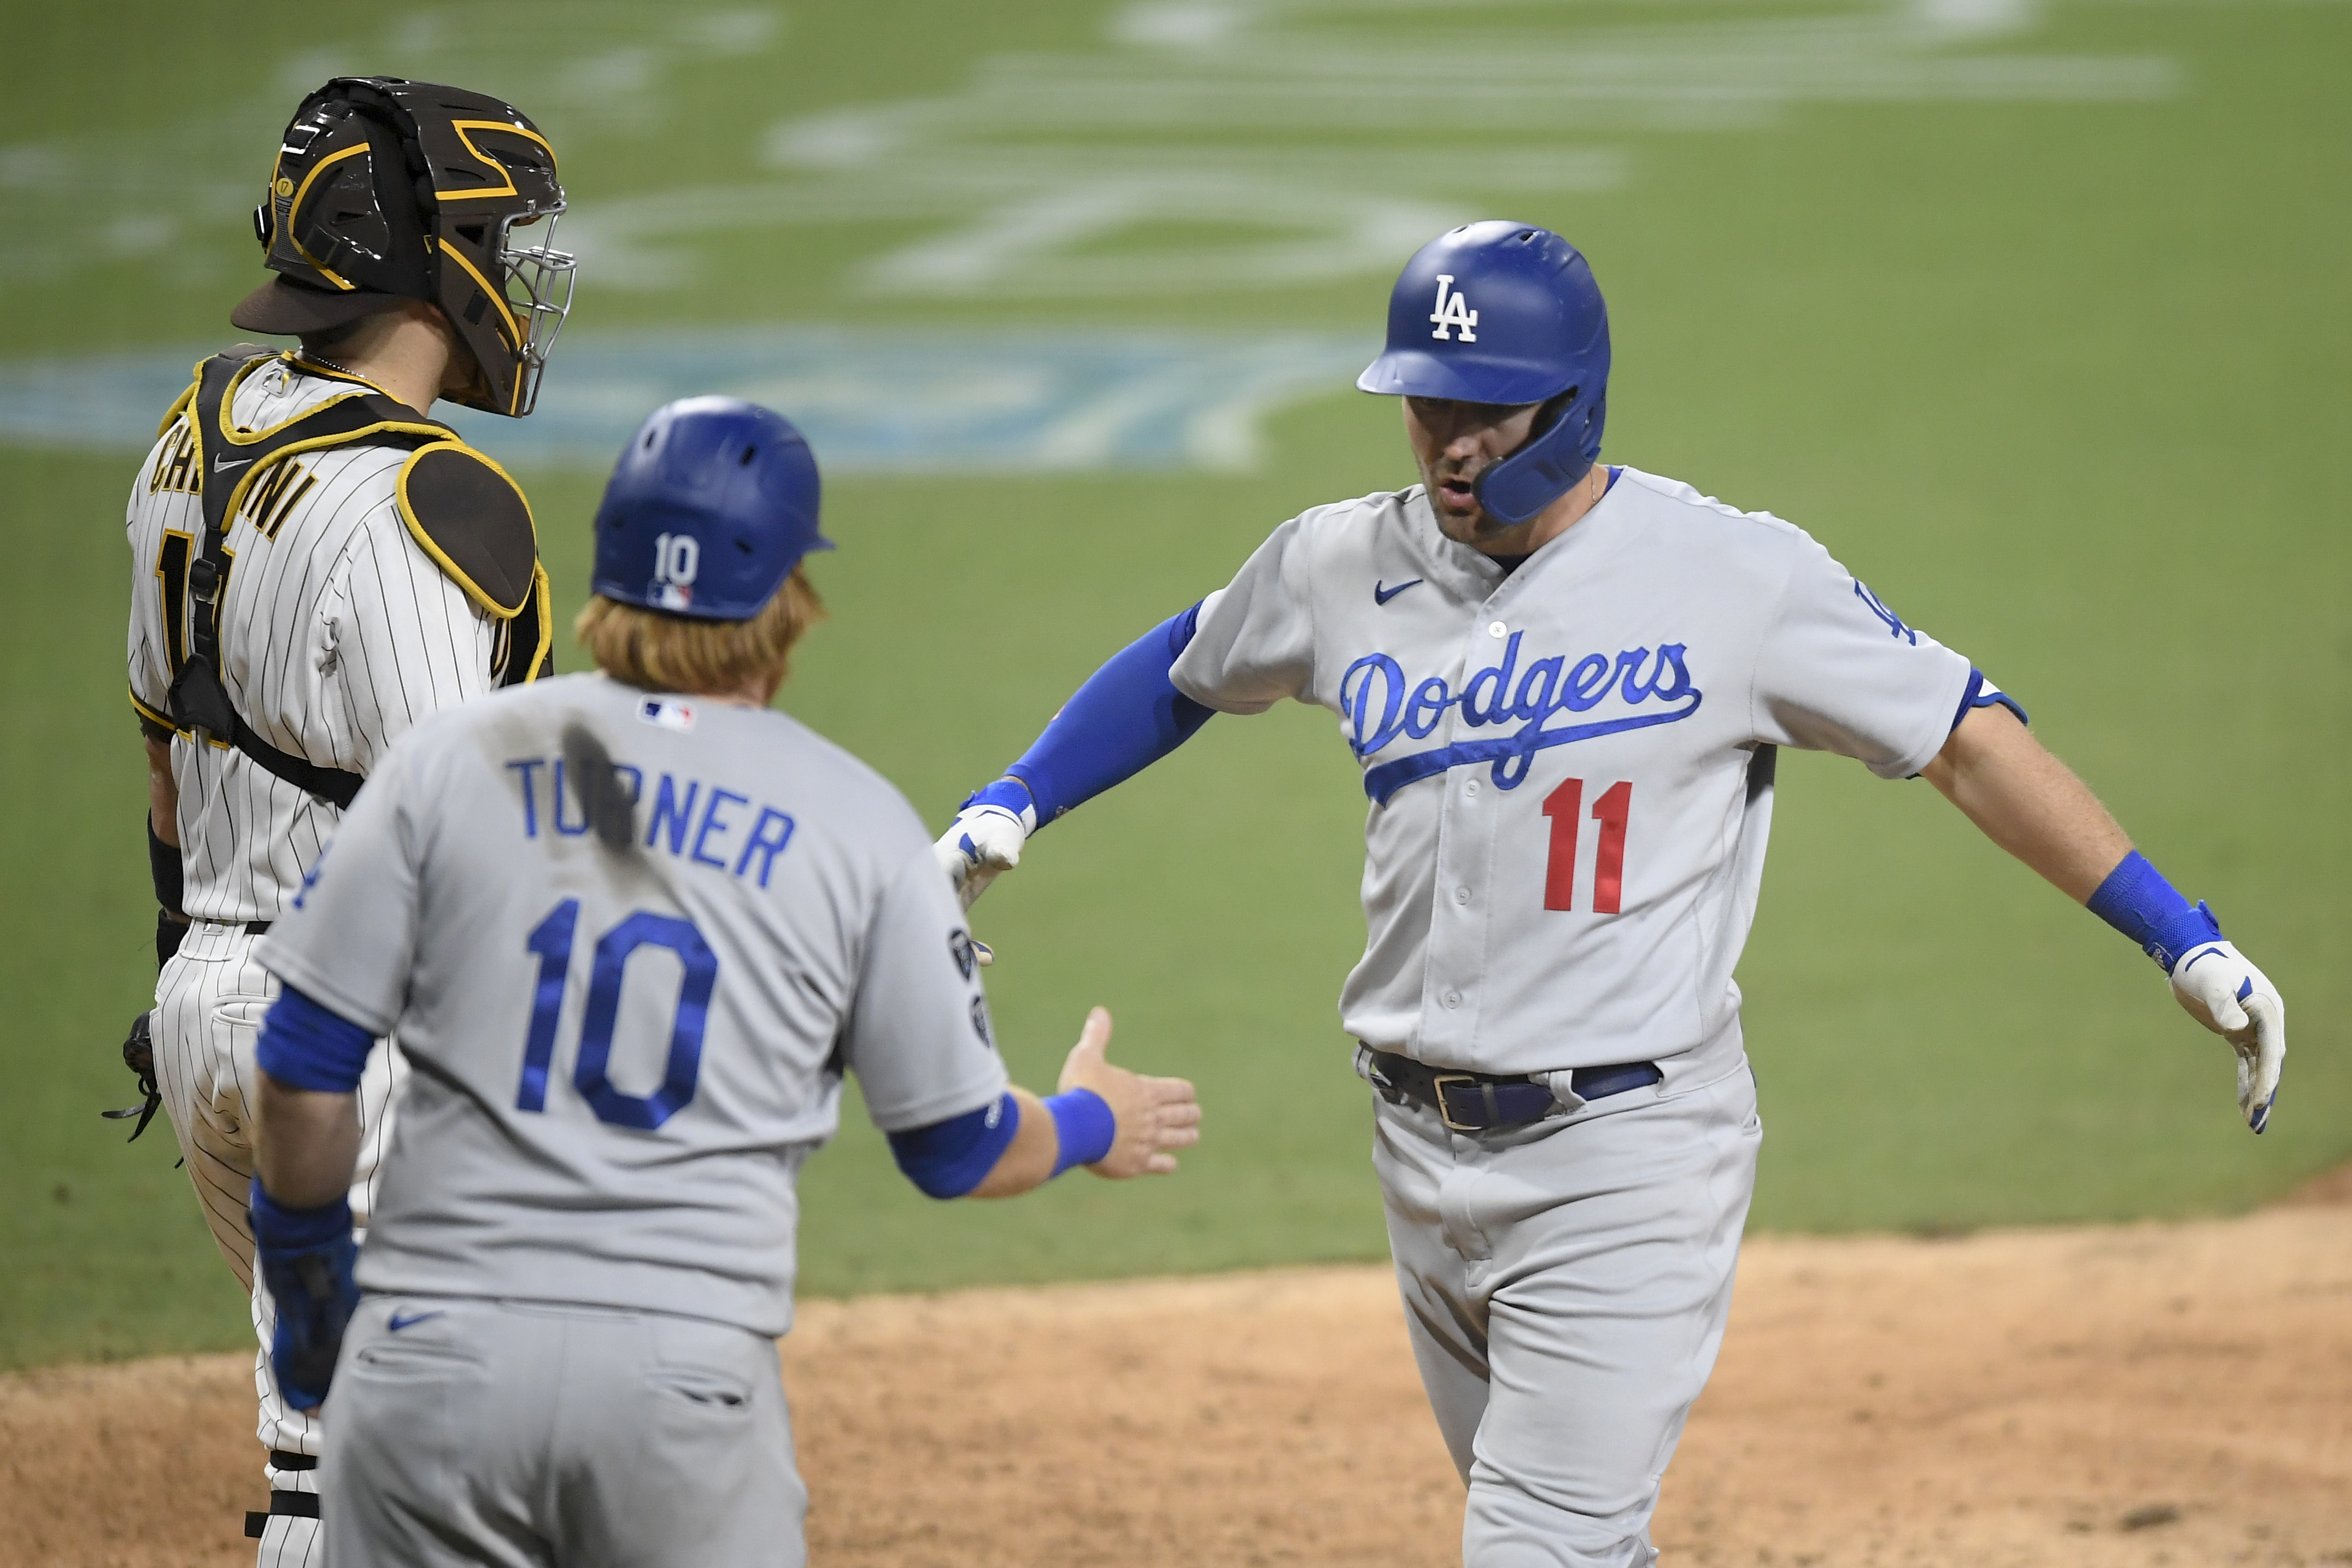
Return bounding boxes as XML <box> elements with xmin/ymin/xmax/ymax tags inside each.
<box><xmin>1371</xmin><ymin>1060</ymin><xmax>1761</xmax><ymax>1568</ymax></box>
<box><xmin>324</xmin><ymin>1296</ymin><xmax>805</xmax><ymax>1567</ymax></box>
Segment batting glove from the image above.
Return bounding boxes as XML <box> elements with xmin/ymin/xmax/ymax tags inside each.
<box><xmin>2168</xmin><ymin>940</ymin><xmax>2286</xmax><ymax>1133</ymax></box>
<box><xmin>251</xmin><ymin>1181</ymin><xmax>360</xmax><ymax>1413</ymax></box>
<box><xmin>934</xmin><ymin>779</ymin><xmax>1037</xmax><ymax>914</ymax></box>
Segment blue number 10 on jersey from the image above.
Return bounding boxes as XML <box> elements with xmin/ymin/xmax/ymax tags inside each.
<box><xmin>516</xmin><ymin>897</ymin><xmax>718</xmax><ymax>1130</ymax></box>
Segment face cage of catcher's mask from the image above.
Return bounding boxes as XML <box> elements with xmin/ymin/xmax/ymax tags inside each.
<box><xmin>492</xmin><ymin>202</ymin><xmax>578</xmax><ymax>416</ymax></box>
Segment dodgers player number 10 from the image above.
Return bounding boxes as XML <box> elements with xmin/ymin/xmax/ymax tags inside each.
<box><xmin>236</xmin><ymin>397</ymin><xmax>1201</xmax><ymax>1568</ymax></box>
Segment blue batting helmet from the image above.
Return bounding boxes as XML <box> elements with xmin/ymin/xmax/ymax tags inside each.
<box><xmin>590</xmin><ymin>397</ymin><xmax>832</xmax><ymax>621</ymax></box>
<box><xmin>1357</xmin><ymin>221</ymin><xmax>1611</xmax><ymax>526</ymax></box>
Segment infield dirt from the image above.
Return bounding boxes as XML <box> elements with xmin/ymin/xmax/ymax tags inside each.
<box><xmin>8</xmin><ymin>1182</ymin><xmax>2348</xmax><ymax>1568</ymax></box>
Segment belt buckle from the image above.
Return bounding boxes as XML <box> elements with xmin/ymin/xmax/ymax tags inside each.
<box><xmin>1430</xmin><ymin>1073</ymin><xmax>1486</xmax><ymax>1133</ymax></box>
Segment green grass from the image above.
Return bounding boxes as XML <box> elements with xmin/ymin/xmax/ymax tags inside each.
<box><xmin>3</xmin><ymin>0</ymin><xmax>2347</xmax><ymax>1369</ymax></box>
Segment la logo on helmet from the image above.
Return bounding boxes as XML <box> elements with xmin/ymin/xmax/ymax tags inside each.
<box><xmin>1429</xmin><ymin>275</ymin><xmax>1479</xmax><ymax>342</ymax></box>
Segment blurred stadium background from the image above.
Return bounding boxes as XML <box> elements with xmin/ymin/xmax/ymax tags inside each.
<box><xmin>3</xmin><ymin>0</ymin><xmax>2343</xmax><ymax>1370</ymax></box>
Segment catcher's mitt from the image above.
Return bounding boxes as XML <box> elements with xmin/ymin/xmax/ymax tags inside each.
<box><xmin>103</xmin><ymin>1012</ymin><xmax>163</xmax><ymax>1142</ymax></box>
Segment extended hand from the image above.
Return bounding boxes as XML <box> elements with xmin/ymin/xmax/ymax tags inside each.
<box><xmin>1057</xmin><ymin>1007</ymin><xmax>1200</xmax><ymax>1177</ymax></box>
<box><xmin>933</xmin><ymin>796</ymin><xmax>1034</xmax><ymax>913</ymax></box>
<box><xmin>2169</xmin><ymin>940</ymin><xmax>2286</xmax><ymax>1132</ymax></box>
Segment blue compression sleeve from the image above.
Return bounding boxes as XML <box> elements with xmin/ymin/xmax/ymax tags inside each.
<box><xmin>888</xmin><ymin>1092</ymin><xmax>1022</xmax><ymax>1199</ymax></box>
<box><xmin>1045</xmin><ymin>1088</ymin><xmax>1116</xmax><ymax>1176</ymax></box>
<box><xmin>254</xmin><ymin>986</ymin><xmax>376</xmax><ymax>1094</ymax></box>
<box><xmin>991</xmin><ymin>603</ymin><xmax>1215</xmax><ymax>826</ymax></box>
<box><xmin>2086</xmin><ymin>850</ymin><xmax>2223</xmax><ymax>972</ymax></box>
<box><xmin>249</xmin><ymin>1179</ymin><xmax>359</xmax><ymax>1413</ymax></box>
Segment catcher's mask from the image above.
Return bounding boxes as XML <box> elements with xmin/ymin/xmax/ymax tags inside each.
<box><xmin>231</xmin><ymin>77</ymin><xmax>577</xmax><ymax>417</ymax></box>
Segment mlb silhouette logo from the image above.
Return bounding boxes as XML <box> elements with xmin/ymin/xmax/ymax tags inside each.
<box><xmin>638</xmin><ymin>698</ymin><xmax>697</xmax><ymax>732</ymax></box>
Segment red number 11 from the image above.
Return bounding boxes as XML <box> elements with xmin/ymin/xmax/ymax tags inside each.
<box><xmin>1541</xmin><ymin>778</ymin><xmax>1632</xmax><ymax>913</ymax></box>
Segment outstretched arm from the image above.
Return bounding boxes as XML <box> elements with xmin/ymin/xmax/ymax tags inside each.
<box><xmin>1920</xmin><ymin>703</ymin><xmax>2128</xmax><ymax>900</ymax></box>
<box><xmin>1922</xmin><ymin>704</ymin><xmax>2285</xmax><ymax>1131</ymax></box>
<box><xmin>887</xmin><ymin>1007</ymin><xmax>1200</xmax><ymax>1199</ymax></box>
<box><xmin>936</xmin><ymin>602</ymin><xmax>1216</xmax><ymax>909</ymax></box>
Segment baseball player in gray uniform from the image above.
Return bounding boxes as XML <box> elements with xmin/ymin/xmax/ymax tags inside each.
<box><xmin>243</xmin><ymin>396</ymin><xmax>1201</xmax><ymax>1567</ymax></box>
<box><xmin>934</xmin><ymin>221</ymin><xmax>2288</xmax><ymax>1566</ymax></box>
<box><xmin>120</xmin><ymin>77</ymin><xmax>571</xmax><ymax>1561</ymax></box>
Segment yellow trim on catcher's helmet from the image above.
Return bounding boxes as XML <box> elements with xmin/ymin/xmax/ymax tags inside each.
<box><xmin>433</xmin><ymin>120</ymin><xmax>560</xmax><ymax>201</ymax></box>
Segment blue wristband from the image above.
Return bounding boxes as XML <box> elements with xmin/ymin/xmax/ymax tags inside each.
<box><xmin>2085</xmin><ymin>850</ymin><xmax>2223</xmax><ymax>972</ymax></box>
<box><xmin>1045</xmin><ymin>1087</ymin><xmax>1116</xmax><ymax>1176</ymax></box>
<box><xmin>249</xmin><ymin>1181</ymin><xmax>355</xmax><ymax>1253</ymax></box>
<box><xmin>962</xmin><ymin>776</ymin><xmax>1037</xmax><ymax>822</ymax></box>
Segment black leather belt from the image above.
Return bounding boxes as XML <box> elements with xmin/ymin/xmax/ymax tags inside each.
<box><xmin>1365</xmin><ymin>1048</ymin><xmax>1662</xmax><ymax>1132</ymax></box>
<box><xmin>196</xmin><ymin>918</ymin><xmax>273</xmax><ymax>935</ymax></box>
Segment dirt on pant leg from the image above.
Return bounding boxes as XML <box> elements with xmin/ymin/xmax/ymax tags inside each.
<box><xmin>8</xmin><ymin>1196</ymin><xmax>2349</xmax><ymax>1567</ymax></box>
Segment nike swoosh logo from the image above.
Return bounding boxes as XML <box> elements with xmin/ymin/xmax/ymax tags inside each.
<box><xmin>387</xmin><ymin>1309</ymin><xmax>446</xmax><ymax>1332</ymax></box>
<box><xmin>1374</xmin><ymin>578</ymin><xmax>1423</xmax><ymax>605</ymax></box>
<box><xmin>213</xmin><ymin>456</ymin><xmax>253</xmax><ymax>473</ymax></box>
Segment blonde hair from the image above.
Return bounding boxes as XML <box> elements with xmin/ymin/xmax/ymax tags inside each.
<box><xmin>574</xmin><ymin>567</ymin><xmax>825</xmax><ymax>695</ymax></box>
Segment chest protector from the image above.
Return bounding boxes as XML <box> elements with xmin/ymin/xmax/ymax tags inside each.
<box><xmin>163</xmin><ymin>347</ymin><xmax>552</xmax><ymax>809</ymax></box>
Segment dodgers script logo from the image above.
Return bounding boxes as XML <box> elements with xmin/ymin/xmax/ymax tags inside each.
<box><xmin>1341</xmin><ymin>633</ymin><xmax>1701</xmax><ymax>804</ymax></box>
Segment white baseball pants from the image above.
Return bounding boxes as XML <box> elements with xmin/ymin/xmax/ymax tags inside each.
<box><xmin>152</xmin><ymin>921</ymin><xmax>404</xmax><ymax>1568</ymax></box>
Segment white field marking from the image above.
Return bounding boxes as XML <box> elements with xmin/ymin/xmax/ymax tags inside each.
<box><xmin>273</xmin><ymin>4</ymin><xmax>783</xmax><ymax>133</ymax></box>
<box><xmin>0</xmin><ymin>329</ymin><xmax>1375</xmax><ymax>474</ymax></box>
<box><xmin>722</xmin><ymin>0</ymin><xmax>2184</xmax><ymax>299</ymax></box>
<box><xmin>0</xmin><ymin>4</ymin><xmax>783</xmax><ymax>286</ymax></box>
<box><xmin>2</xmin><ymin>1</ymin><xmax>2190</xmax><ymax>296</ymax></box>
<box><xmin>562</xmin><ymin>148</ymin><xmax>1626</xmax><ymax>294</ymax></box>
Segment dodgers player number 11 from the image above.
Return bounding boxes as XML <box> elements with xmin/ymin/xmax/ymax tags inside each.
<box><xmin>935</xmin><ymin>220</ymin><xmax>2287</xmax><ymax>1567</ymax></box>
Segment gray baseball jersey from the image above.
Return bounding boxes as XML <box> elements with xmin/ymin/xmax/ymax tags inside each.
<box><xmin>126</xmin><ymin>356</ymin><xmax>503</xmax><ymax>922</ymax></box>
<box><xmin>1171</xmin><ymin>467</ymin><xmax>1979</xmax><ymax>1082</ymax></box>
<box><xmin>257</xmin><ymin>672</ymin><xmax>1007</xmax><ymax>1337</ymax></box>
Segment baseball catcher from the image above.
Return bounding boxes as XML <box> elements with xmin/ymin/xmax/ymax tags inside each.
<box><xmin>121</xmin><ymin>76</ymin><xmax>573</xmax><ymax>1562</ymax></box>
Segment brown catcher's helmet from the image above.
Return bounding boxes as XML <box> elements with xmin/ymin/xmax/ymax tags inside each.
<box><xmin>231</xmin><ymin>78</ymin><xmax>577</xmax><ymax>417</ymax></box>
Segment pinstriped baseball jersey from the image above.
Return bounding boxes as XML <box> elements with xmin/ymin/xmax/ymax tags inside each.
<box><xmin>126</xmin><ymin>355</ymin><xmax>507</xmax><ymax>923</ymax></box>
<box><xmin>1170</xmin><ymin>467</ymin><xmax>1980</xmax><ymax>1081</ymax></box>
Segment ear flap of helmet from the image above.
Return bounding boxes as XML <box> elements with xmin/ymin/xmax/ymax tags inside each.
<box><xmin>255</xmin><ymin>96</ymin><xmax>432</xmax><ymax>304</ymax></box>
<box><xmin>1472</xmin><ymin>386</ymin><xmax>1608</xmax><ymax>526</ymax></box>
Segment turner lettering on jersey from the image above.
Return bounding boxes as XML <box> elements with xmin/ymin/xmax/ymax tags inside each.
<box><xmin>1341</xmin><ymin>633</ymin><xmax>1702</xmax><ymax>802</ymax></box>
<box><xmin>503</xmin><ymin>752</ymin><xmax>797</xmax><ymax>887</ymax></box>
